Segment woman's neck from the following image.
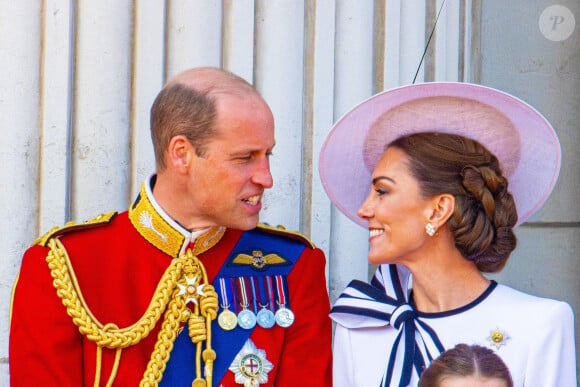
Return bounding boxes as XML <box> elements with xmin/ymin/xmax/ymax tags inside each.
<box><xmin>404</xmin><ymin>244</ymin><xmax>490</xmax><ymax>314</ymax></box>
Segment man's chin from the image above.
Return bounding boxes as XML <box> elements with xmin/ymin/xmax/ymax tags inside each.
<box><xmin>228</xmin><ymin>215</ymin><xmax>260</xmax><ymax>231</ymax></box>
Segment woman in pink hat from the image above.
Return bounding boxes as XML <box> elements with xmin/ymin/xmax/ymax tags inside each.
<box><xmin>320</xmin><ymin>83</ymin><xmax>576</xmax><ymax>387</ymax></box>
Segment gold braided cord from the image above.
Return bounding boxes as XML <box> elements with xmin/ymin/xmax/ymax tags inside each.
<box><xmin>199</xmin><ymin>285</ymin><xmax>218</xmax><ymax>387</ymax></box>
<box><xmin>106</xmin><ymin>344</ymin><xmax>123</xmax><ymax>387</ymax></box>
<box><xmin>94</xmin><ymin>346</ymin><xmax>103</xmax><ymax>387</ymax></box>
<box><xmin>140</xmin><ymin>289</ymin><xmax>187</xmax><ymax>386</ymax></box>
<box><xmin>139</xmin><ymin>249</ymin><xmax>218</xmax><ymax>387</ymax></box>
<box><xmin>46</xmin><ymin>238</ymin><xmax>217</xmax><ymax>386</ymax></box>
<box><xmin>46</xmin><ymin>238</ymin><xmax>185</xmax><ymax>348</ymax></box>
<box><xmin>94</xmin><ymin>344</ymin><xmax>123</xmax><ymax>387</ymax></box>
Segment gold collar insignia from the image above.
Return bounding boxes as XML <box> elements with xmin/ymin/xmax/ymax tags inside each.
<box><xmin>129</xmin><ymin>177</ymin><xmax>225</xmax><ymax>257</ymax></box>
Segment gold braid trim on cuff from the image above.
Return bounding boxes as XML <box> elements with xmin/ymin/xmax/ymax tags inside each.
<box><xmin>46</xmin><ymin>239</ymin><xmax>218</xmax><ymax>387</ymax></box>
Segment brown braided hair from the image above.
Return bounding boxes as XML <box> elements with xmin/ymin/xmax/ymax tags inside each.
<box><xmin>389</xmin><ymin>132</ymin><xmax>518</xmax><ymax>272</ymax></box>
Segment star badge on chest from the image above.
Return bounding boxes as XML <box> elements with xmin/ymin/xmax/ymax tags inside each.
<box><xmin>229</xmin><ymin>339</ymin><xmax>274</xmax><ymax>386</ymax></box>
<box><xmin>177</xmin><ymin>275</ymin><xmax>205</xmax><ymax>305</ymax></box>
<box><xmin>486</xmin><ymin>327</ymin><xmax>510</xmax><ymax>349</ymax></box>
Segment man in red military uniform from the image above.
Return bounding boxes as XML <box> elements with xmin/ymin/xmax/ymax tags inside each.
<box><xmin>9</xmin><ymin>67</ymin><xmax>332</xmax><ymax>386</ymax></box>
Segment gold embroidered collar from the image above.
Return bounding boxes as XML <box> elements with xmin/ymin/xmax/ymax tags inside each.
<box><xmin>129</xmin><ymin>176</ymin><xmax>225</xmax><ymax>258</ymax></box>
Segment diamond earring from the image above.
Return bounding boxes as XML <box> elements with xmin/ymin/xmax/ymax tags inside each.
<box><xmin>425</xmin><ymin>223</ymin><xmax>436</xmax><ymax>237</ymax></box>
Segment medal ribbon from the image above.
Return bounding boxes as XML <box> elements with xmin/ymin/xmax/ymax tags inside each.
<box><xmin>218</xmin><ymin>278</ymin><xmax>233</xmax><ymax>310</ymax></box>
<box><xmin>249</xmin><ymin>277</ymin><xmax>259</xmax><ymax>313</ymax></box>
<box><xmin>265</xmin><ymin>276</ymin><xmax>276</xmax><ymax>311</ymax></box>
<box><xmin>256</xmin><ymin>276</ymin><xmax>270</xmax><ymax>309</ymax></box>
<box><xmin>237</xmin><ymin>277</ymin><xmax>251</xmax><ymax>309</ymax></box>
<box><xmin>330</xmin><ymin>264</ymin><xmax>446</xmax><ymax>387</ymax></box>
<box><xmin>274</xmin><ymin>275</ymin><xmax>289</xmax><ymax>308</ymax></box>
<box><xmin>228</xmin><ymin>278</ymin><xmax>238</xmax><ymax>313</ymax></box>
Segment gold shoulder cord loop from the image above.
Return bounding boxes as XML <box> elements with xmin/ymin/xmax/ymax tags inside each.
<box><xmin>46</xmin><ymin>238</ymin><xmax>217</xmax><ymax>387</ymax></box>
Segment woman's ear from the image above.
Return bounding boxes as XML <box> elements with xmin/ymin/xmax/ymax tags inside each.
<box><xmin>166</xmin><ymin>135</ymin><xmax>193</xmax><ymax>172</ymax></box>
<box><xmin>427</xmin><ymin>194</ymin><xmax>455</xmax><ymax>228</ymax></box>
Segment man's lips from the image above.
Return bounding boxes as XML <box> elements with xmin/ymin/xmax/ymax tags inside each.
<box><xmin>243</xmin><ymin>194</ymin><xmax>261</xmax><ymax>206</ymax></box>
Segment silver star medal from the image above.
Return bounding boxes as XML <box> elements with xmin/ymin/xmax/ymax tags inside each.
<box><xmin>229</xmin><ymin>339</ymin><xmax>273</xmax><ymax>386</ymax></box>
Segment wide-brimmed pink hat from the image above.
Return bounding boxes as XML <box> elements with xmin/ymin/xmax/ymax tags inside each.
<box><xmin>319</xmin><ymin>82</ymin><xmax>561</xmax><ymax>228</ymax></box>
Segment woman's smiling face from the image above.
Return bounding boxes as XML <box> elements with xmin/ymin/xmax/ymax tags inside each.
<box><xmin>357</xmin><ymin>147</ymin><xmax>434</xmax><ymax>265</ymax></box>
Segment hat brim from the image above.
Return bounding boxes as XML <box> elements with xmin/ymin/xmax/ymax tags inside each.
<box><xmin>319</xmin><ymin>82</ymin><xmax>561</xmax><ymax>228</ymax></box>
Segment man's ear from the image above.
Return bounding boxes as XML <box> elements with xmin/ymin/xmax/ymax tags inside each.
<box><xmin>166</xmin><ymin>135</ymin><xmax>193</xmax><ymax>172</ymax></box>
<box><xmin>426</xmin><ymin>193</ymin><xmax>455</xmax><ymax>228</ymax></box>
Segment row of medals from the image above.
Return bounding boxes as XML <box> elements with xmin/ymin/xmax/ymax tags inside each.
<box><xmin>218</xmin><ymin>304</ymin><xmax>294</xmax><ymax>331</ymax></box>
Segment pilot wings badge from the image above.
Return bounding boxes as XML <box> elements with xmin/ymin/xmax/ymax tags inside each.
<box><xmin>232</xmin><ymin>250</ymin><xmax>288</xmax><ymax>270</ymax></box>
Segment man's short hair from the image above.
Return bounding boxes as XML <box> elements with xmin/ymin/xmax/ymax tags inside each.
<box><xmin>150</xmin><ymin>68</ymin><xmax>258</xmax><ymax>170</ymax></box>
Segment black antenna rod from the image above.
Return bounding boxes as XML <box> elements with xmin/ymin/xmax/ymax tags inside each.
<box><xmin>412</xmin><ymin>0</ymin><xmax>447</xmax><ymax>84</ymax></box>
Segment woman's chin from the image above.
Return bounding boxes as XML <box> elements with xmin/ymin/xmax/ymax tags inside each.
<box><xmin>367</xmin><ymin>254</ymin><xmax>391</xmax><ymax>266</ymax></box>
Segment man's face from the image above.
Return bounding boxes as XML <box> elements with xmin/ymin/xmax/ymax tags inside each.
<box><xmin>185</xmin><ymin>93</ymin><xmax>275</xmax><ymax>230</ymax></box>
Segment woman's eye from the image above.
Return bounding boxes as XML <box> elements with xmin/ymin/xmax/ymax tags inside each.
<box><xmin>375</xmin><ymin>188</ymin><xmax>388</xmax><ymax>196</ymax></box>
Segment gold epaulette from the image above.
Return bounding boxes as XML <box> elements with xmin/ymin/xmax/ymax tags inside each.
<box><xmin>32</xmin><ymin>211</ymin><xmax>118</xmax><ymax>247</ymax></box>
<box><xmin>256</xmin><ymin>223</ymin><xmax>316</xmax><ymax>249</ymax></box>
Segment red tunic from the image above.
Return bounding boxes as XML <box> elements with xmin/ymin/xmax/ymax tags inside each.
<box><xmin>9</xmin><ymin>208</ymin><xmax>332</xmax><ymax>386</ymax></box>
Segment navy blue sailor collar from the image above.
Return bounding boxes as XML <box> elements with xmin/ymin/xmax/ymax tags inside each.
<box><xmin>330</xmin><ymin>264</ymin><xmax>444</xmax><ymax>386</ymax></box>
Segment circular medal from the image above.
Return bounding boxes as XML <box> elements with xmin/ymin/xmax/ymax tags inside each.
<box><xmin>256</xmin><ymin>307</ymin><xmax>276</xmax><ymax>328</ymax></box>
<box><xmin>218</xmin><ymin>308</ymin><xmax>238</xmax><ymax>331</ymax></box>
<box><xmin>239</xmin><ymin>353</ymin><xmax>264</xmax><ymax>379</ymax></box>
<box><xmin>275</xmin><ymin>306</ymin><xmax>295</xmax><ymax>328</ymax></box>
<box><xmin>238</xmin><ymin>308</ymin><xmax>257</xmax><ymax>329</ymax></box>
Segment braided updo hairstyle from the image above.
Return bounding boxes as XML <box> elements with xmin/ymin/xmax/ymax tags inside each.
<box><xmin>388</xmin><ymin>132</ymin><xmax>518</xmax><ymax>272</ymax></box>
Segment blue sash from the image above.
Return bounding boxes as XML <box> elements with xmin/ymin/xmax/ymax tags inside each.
<box><xmin>161</xmin><ymin>228</ymin><xmax>305</xmax><ymax>386</ymax></box>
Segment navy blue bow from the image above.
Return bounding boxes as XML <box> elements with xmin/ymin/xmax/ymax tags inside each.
<box><xmin>330</xmin><ymin>264</ymin><xmax>445</xmax><ymax>387</ymax></box>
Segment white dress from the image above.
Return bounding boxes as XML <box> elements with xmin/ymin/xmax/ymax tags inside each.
<box><xmin>331</xmin><ymin>264</ymin><xmax>576</xmax><ymax>387</ymax></box>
